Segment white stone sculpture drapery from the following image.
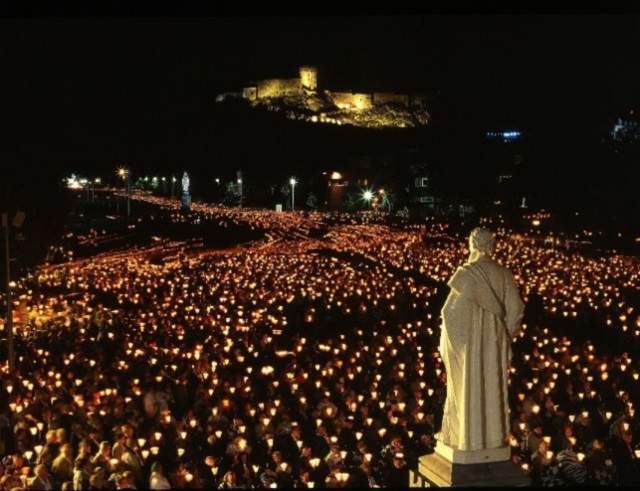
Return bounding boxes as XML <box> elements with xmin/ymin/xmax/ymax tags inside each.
<box><xmin>436</xmin><ymin>228</ymin><xmax>524</xmax><ymax>452</ymax></box>
<box><xmin>182</xmin><ymin>172</ymin><xmax>190</xmax><ymax>194</ymax></box>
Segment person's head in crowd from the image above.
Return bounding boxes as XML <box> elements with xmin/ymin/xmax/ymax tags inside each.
<box><xmin>59</xmin><ymin>443</ymin><xmax>73</xmax><ymax>460</ymax></box>
<box><xmin>34</xmin><ymin>463</ymin><xmax>49</xmax><ymax>480</ymax></box>
<box><xmin>222</xmin><ymin>470</ymin><xmax>236</xmax><ymax>487</ymax></box>
<box><xmin>90</xmin><ymin>466</ymin><xmax>108</xmax><ymax>489</ymax></box>
<box><xmin>45</xmin><ymin>429</ymin><xmax>58</xmax><ymax>445</ymax></box>
<box><xmin>115</xmin><ymin>470</ymin><xmax>135</xmax><ymax>489</ymax></box>
<box><xmin>393</xmin><ymin>452</ymin><xmax>406</xmax><ymax>469</ymax></box>
<box><xmin>74</xmin><ymin>454</ymin><xmax>91</xmax><ymax>474</ymax></box>
<box><xmin>78</xmin><ymin>439</ymin><xmax>92</xmax><ymax>457</ymax></box>
<box><xmin>98</xmin><ymin>441</ymin><xmax>111</xmax><ymax>458</ymax></box>
<box><xmin>56</xmin><ymin>428</ymin><xmax>67</xmax><ymax>444</ymax></box>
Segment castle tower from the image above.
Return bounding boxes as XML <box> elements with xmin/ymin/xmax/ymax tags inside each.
<box><xmin>299</xmin><ymin>66</ymin><xmax>318</xmax><ymax>92</ymax></box>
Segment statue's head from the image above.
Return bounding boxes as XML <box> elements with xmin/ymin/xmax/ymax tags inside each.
<box><xmin>468</xmin><ymin>227</ymin><xmax>495</xmax><ymax>260</ymax></box>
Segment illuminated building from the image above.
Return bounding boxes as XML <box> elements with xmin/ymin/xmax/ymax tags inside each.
<box><xmin>216</xmin><ymin>66</ymin><xmax>430</xmax><ymax>129</ymax></box>
<box><xmin>611</xmin><ymin>110</ymin><xmax>640</xmax><ymax>144</ymax></box>
<box><xmin>481</xmin><ymin>128</ymin><xmax>528</xmax><ymax>211</ymax></box>
<box><xmin>486</xmin><ymin>130</ymin><xmax>522</xmax><ymax>142</ymax></box>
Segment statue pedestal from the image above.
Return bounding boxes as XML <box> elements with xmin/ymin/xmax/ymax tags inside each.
<box><xmin>410</xmin><ymin>444</ymin><xmax>531</xmax><ymax>487</ymax></box>
<box><xmin>181</xmin><ymin>193</ymin><xmax>191</xmax><ymax>211</ymax></box>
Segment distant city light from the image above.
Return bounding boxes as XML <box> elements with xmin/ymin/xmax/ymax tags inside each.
<box><xmin>66</xmin><ymin>175</ymin><xmax>83</xmax><ymax>190</ymax></box>
<box><xmin>611</xmin><ymin>113</ymin><xmax>640</xmax><ymax>143</ymax></box>
<box><xmin>486</xmin><ymin>130</ymin><xmax>521</xmax><ymax>141</ymax></box>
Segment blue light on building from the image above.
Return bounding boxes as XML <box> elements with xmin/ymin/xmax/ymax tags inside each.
<box><xmin>485</xmin><ymin>130</ymin><xmax>522</xmax><ymax>141</ymax></box>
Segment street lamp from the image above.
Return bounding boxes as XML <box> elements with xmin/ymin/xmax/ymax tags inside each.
<box><xmin>237</xmin><ymin>170</ymin><xmax>243</xmax><ymax>208</ymax></box>
<box><xmin>116</xmin><ymin>167</ymin><xmax>131</xmax><ymax>218</ymax></box>
<box><xmin>290</xmin><ymin>177</ymin><xmax>297</xmax><ymax>211</ymax></box>
<box><xmin>2</xmin><ymin>210</ymin><xmax>25</xmax><ymax>374</ymax></box>
<box><xmin>363</xmin><ymin>190</ymin><xmax>373</xmax><ymax>207</ymax></box>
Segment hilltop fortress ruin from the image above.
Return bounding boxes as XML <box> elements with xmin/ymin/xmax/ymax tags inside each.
<box><xmin>216</xmin><ymin>66</ymin><xmax>430</xmax><ymax>129</ymax></box>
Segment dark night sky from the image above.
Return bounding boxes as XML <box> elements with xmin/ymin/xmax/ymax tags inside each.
<box><xmin>1</xmin><ymin>15</ymin><xmax>639</xmax><ymax>210</ymax></box>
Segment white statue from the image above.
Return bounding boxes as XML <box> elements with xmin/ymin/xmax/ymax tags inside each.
<box><xmin>436</xmin><ymin>228</ymin><xmax>524</xmax><ymax>455</ymax></box>
<box><xmin>182</xmin><ymin>172</ymin><xmax>190</xmax><ymax>194</ymax></box>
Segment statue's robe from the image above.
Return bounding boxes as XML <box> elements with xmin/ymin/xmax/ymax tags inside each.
<box><xmin>437</xmin><ymin>255</ymin><xmax>525</xmax><ymax>451</ymax></box>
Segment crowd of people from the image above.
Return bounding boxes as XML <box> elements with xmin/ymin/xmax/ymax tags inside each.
<box><xmin>1</xmin><ymin>194</ymin><xmax>639</xmax><ymax>488</ymax></box>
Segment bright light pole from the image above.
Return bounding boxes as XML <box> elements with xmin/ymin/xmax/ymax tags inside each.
<box><xmin>117</xmin><ymin>167</ymin><xmax>131</xmax><ymax>218</ymax></box>
<box><xmin>237</xmin><ymin>170</ymin><xmax>243</xmax><ymax>208</ymax></box>
<box><xmin>289</xmin><ymin>177</ymin><xmax>297</xmax><ymax>211</ymax></box>
<box><xmin>2</xmin><ymin>211</ymin><xmax>25</xmax><ymax>374</ymax></box>
<box><xmin>363</xmin><ymin>189</ymin><xmax>373</xmax><ymax>208</ymax></box>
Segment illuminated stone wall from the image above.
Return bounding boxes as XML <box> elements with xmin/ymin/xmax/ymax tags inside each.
<box><xmin>243</xmin><ymin>86</ymin><xmax>257</xmax><ymax>101</ymax></box>
<box><xmin>410</xmin><ymin>94</ymin><xmax>428</xmax><ymax>107</ymax></box>
<box><xmin>329</xmin><ymin>92</ymin><xmax>373</xmax><ymax>110</ymax></box>
<box><xmin>256</xmin><ymin>79</ymin><xmax>302</xmax><ymax>99</ymax></box>
<box><xmin>299</xmin><ymin>66</ymin><xmax>318</xmax><ymax>91</ymax></box>
<box><xmin>372</xmin><ymin>92</ymin><xmax>409</xmax><ymax>107</ymax></box>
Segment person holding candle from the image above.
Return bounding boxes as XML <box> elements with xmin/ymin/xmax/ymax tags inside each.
<box><xmin>149</xmin><ymin>462</ymin><xmax>172</xmax><ymax>490</ymax></box>
<box><xmin>28</xmin><ymin>464</ymin><xmax>54</xmax><ymax>490</ymax></box>
<box><xmin>72</xmin><ymin>455</ymin><xmax>92</xmax><ymax>490</ymax></box>
<box><xmin>51</xmin><ymin>443</ymin><xmax>73</xmax><ymax>485</ymax></box>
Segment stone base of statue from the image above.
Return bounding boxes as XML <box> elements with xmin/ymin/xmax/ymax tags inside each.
<box><xmin>181</xmin><ymin>193</ymin><xmax>191</xmax><ymax>211</ymax></box>
<box><xmin>410</xmin><ymin>442</ymin><xmax>531</xmax><ymax>487</ymax></box>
